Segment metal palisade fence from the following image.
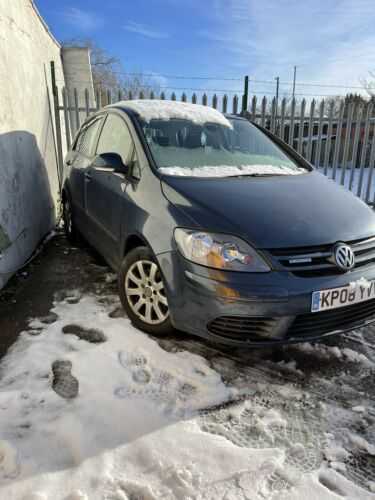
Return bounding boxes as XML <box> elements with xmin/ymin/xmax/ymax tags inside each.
<box><xmin>53</xmin><ymin>82</ymin><xmax>375</xmax><ymax>206</ymax></box>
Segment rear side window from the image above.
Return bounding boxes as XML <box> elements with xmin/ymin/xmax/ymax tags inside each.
<box><xmin>96</xmin><ymin>113</ymin><xmax>134</xmax><ymax>164</ymax></box>
<box><xmin>74</xmin><ymin>117</ymin><xmax>103</xmax><ymax>157</ymax></box>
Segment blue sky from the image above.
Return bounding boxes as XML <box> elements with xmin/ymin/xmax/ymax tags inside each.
<box><xmin>35</xmin><ymin>0</ymin><xmax>375</xmax><ymax>99</ymax></box>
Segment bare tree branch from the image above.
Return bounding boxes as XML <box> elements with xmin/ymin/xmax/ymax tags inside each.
<box><xmin>61</xmin><ymin>38</ymin><xmax>160</xmax><ymax>98</ymax></box>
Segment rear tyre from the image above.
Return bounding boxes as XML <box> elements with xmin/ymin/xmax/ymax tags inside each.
<box><xmin>118</xmin><ymin>246</ymin><xmax>173</xmax><ymax>336</ymax></box>
<box><xmin>63</xmin><ymin>195</ymin><xmax>80</xmax><ymax>244</ymax></box>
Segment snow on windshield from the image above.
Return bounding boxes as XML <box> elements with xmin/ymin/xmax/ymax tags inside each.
<box><xmin>159</xmin><ymin>165</ymin><xmax>304</xmax><ymax>177</ymax></box>
<box><xmin>120</xmin><ymin>99</ymin><xmax>233</xmax><ymax>128</ymax></box>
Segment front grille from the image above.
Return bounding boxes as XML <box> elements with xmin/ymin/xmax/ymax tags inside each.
<box><xmin>288</xmin><ymin>298</ymin><xmax>375</xmax><ymax>338</ymax></box>
<box><xmin>207</xmin><ymin>316</ymin><xmax>277</xmax><ymax>341</ymax></box>
<box><xmin>207</xmin><ymin>300</ymin><xmax>375</xmax><ymax>342</ymax></box>
<box><xmin>268</xmin><ymin>236</ymin><xmax>375</xmax><ymax>277</ymax></box>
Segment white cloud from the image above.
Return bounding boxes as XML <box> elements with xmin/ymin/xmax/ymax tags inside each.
<box><xmin>147</xmin><ymin>71</ymin><xmax>168</xmax><ymax>88</ymax></box>
<box><xmin>124</xmin><ymin>21</ymin><xmax>169</xmax><ymax>39</ymax></box>
<box><xmin>63</xmin><ymin>7</ymin><xmax>101</xmax><ymax>31</ymax></box>
<box><xmin>204</xmin><ymin>0</ymin><xmax>375</xmax><ymax>97</ymax></box>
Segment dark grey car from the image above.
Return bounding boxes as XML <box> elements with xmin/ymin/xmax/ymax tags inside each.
<box><xmin>62</xmin><ymin>100</ymin><xmax>375</xmax><ymax>346</ymax></box>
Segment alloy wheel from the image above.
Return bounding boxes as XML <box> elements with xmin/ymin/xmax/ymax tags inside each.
<box><xmin>125</xmin><ymin>259</ymin><xmax>169</xmax><ymax>325</ymax></box>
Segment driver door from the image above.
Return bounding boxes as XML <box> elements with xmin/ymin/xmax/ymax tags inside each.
<box><xmin>85</xmin><ymin>112</ymin><xmax>135</xmax><ymax>265</ymax></box>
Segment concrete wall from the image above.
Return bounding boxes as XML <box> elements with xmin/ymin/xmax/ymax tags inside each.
<box><xmin>0</xmin><ymin>0</ymin><xmax>66</xmax><ymax>289</ymax></box>
<box><xmin>62</xmin><ymin>47</ymin><xmax>97</xmax><ymax>138</ymax></box>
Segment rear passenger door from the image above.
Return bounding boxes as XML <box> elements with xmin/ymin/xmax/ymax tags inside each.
<box><xmin>85</xmin><ymin>112</ymin><xmax>135</xmax><ymax>265</ymax></box>
<box><xmin>66</xmin><ymin>116</ymin><xmax>103</xmax><ymax>232</ymax></box>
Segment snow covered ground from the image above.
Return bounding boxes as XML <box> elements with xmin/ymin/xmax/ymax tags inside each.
<box><xmin>1</xmin><ymin>270</ymin><xmax>375</xmax><ymax>498</ymax></box>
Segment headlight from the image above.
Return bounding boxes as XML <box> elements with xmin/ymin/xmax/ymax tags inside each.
<box><xmin>174</xmin><ymin>229</ymin><xmax>271</xmax><ymax>272</ymax></box>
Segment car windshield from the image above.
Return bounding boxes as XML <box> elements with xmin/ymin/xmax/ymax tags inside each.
<box><xmin>140</xmin><ymin>117</ymin><xmax>306</xmax><ymax>177</ymax></box>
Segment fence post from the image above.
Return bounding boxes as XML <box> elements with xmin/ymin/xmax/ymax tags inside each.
<box><xmin>280</xmin><ymin>98</ymin><xmax>286</xmax><ymax>140</ymax></box>
<box><xmin>306</xmin><ymin>100</ymin><xmax>316</xmax><ymax>163</ymax></box>
<box><xmin>61</xmin><ymin>88</ymin><xmax>71</xmax><ymax>151</ymax></box>
<box><xmin>357</xmin><ymin>104</ymin><xmax>373</xmax><ymax>197</ymax></box>
<box><xmin>233</xmin><ymin>95</ymin><xmax>238</xmax><ymax>114</ymax></box>
<box><xmin>332</xmin><ymin>102</ymin><xmax>345</xmax><ymax>180</ymax></box>
<box><xmin>73</xmin><ymin>88</ymin><xmax>80</xmax><ymax>134</ymax></box>
<box><xmin>222</xmin><ymin>95</ymin><xmax>228</xmax><ymax>113</ymax></box>
<box><xmin>96</xmin><ymin>88</ymin><xmax>101</xmax><ymax>110</ymax></box>
<box><xmin>242</xmin><ymin>75</ymin><xmax>249</xmax><ymax>113</ymax></box>
<box><xmin>270</xmin><ymin>97</ymin><xmax>277</xmax><ymax>134</ymax></box>
<box><xmin>315</xmin><ymin>100</ymin><xmax>325</xmax><ymax>168</ymax></box>
<box><xmin>323</xmin><ymin>101</ymin><xmax>334</xmax><ymax>175</ymax></box>
<box><xmin>349</xmin><ymin>105</ymin><xmax>364</xmax><ymax>190</ymax></box>
<box><xmin>340</xmin><ymin>102</ymin><xmax>354</xmax><ymax>185</ymax></box>
<box><xmin>288</xmin><ymin>98</ymin><xmax>296</xmax><ymax>147</ymax></box>
<box><xmin>366</xmin><ymin>130</ymin><xmax>375</xmax><ymax>203</ymax></box>
<box><xmin>297</xmin><ymin>99</ymin><xmax>306</xmax><ymax>156</ymax></box>
<box><xmin>84</xmin><ymin>88</ymin><xmax>90</xmax><ymax>117</ymax></box>
<box><xmin>251</xmin><ymin>96</ymin><xmax>257</xmax><ymax>122</ymax></box>
<box><xmin>50</xmin><ymin>61</ymin><xmax>63</xmax><ymax>192</ymax></box>
<box><xmin>260</xmin><ymin>96</ymin><xmax>266</xmax><ymax>127</ymax></box>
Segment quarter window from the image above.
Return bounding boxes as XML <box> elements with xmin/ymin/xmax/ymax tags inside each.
<box><xmin>96</xmin><ymin>114</ymin><xmax>134</xmax><ymax>164</ymax></box>
<box><xmin>74</xmin><ymin>117</ymin><xmax>103</xmax><ymax>157</ymax></box>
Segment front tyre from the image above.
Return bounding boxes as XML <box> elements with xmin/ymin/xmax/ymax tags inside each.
<box><xmin>118</xmin><ymin>247</ymin><xmax>173</xmax><ymax>335</ymax></box>
<box><xmin>63</xmin><ymin>195</ymin><xmax>80</xmax><ymax>244</ymax></box>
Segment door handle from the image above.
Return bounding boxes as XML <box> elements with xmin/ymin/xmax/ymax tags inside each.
<box><xmin>85</xmin><ymin>172</ymin><xmax>92</xmax><ymax>180</ymax></box>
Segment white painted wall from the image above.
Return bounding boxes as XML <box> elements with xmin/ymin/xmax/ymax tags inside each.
<box><xmin>62</xmin><ymin>47</ymin><xmax>97</xmax><ymax>138</ymax></box>
<box><xmin>0</xmin><ymin>0</ymin><xmax>66</xmax><ymax>288</ymax></box>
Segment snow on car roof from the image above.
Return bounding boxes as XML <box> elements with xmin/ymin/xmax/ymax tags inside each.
<box><xmin>117</xmin><ymin>99</ymin><xmax>233</xmax><ymax>128</ymax></box>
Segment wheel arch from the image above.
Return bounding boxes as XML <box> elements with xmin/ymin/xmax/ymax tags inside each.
<box><xmin>123</xmin><ymin>233</ymin><xmax>151</xmax><ymax>257</ymax></box>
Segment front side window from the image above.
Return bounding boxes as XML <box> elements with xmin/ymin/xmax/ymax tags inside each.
<box><xmin>141</xmin><ymin>117</ymin><xmax>306</xmax><ymax>177</ymax></box>
<box><xmin>96</xmin><ymin>113</ymin><xmax>134</xmax><ymax>164</ymax></box>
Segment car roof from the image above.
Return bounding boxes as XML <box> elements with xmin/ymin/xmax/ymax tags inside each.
<box><xmin>104</xmin><ymin>99</ymin><xmax>246</xmax><ymax>121</ymax></box>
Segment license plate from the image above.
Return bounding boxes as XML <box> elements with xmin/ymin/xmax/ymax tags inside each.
<box><xmin>311</xmin><ymin>281</ymin><xmax>375</xmax><ymax>312</ymax></box>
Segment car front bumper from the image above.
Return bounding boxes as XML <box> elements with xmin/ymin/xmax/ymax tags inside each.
<box><xmin>157</xmin><ymin>250</ymin><xmax>375</xmax><ymax>347</ymax></box>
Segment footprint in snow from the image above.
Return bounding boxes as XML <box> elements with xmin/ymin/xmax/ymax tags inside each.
<box><xmin>52</xmin><ymin>360</ymin><xmax>79</xmax><ymax>399</ymax></box>
<box><xmin>132</xmin><ymin>368</ymin><xmax>152</xmax><ymax>385</ymax></box>
<box><xmin>118</xmin><ymin>350</ymin><xmax>148</xmax><ymax>369</ymax></box>
<box><xmin>62</xmin><ymin>324</ymin><xmax>107</xmax><ymax>343</ymax></box>
<box><xmin>39</xmin><ymin>312</ymin><xmax>59</xmax><ymax>325</ymax></box>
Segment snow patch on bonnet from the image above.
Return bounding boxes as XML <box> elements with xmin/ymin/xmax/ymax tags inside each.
<box><xmin>159</xmin><ymin>164</ymin><xmax>304</xmax><ymax>177</ymax></box>
<box><xmin>119</xmin><ymin>99</ymin><xmax>233</xmax><ymax>128</ymax></box>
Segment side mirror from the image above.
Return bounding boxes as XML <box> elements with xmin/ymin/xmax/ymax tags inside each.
<box><xmin>92</xmin><ymin>153</ymin><xmax>128</xmax><ymax>175</ymax></box>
